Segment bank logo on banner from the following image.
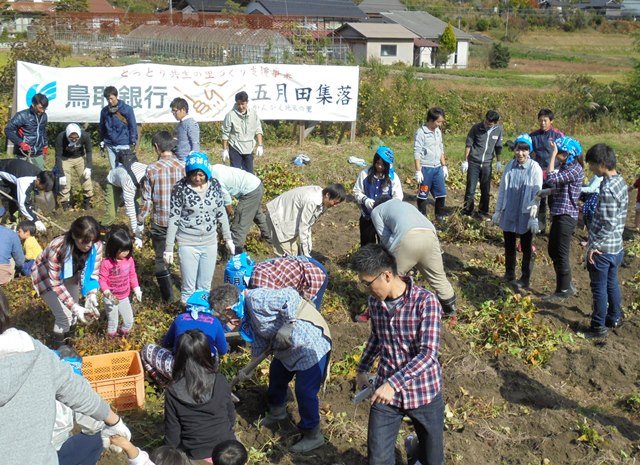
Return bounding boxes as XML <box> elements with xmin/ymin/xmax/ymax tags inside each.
<box><xmin>26</xmin><ymin>81</ymin><xmax>57</xmax><ymax>107</ymax></box>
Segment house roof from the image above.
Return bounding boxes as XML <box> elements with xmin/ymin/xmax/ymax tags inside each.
<box><xmin>575</xmin><ymin>0</ymin><xmax>620</xmax><ymax>8</ymax></box>
<box><xmin>176</xmin><ymin>0</ymin><xmax>229</xmax><ymax>12</ymax></box>
<box><xmin>8</xmin><ymin>2</ymin><xmax>56</xmax><ymax>13</ymax></box>
<box><xmin>334</xmin><ymin>22</ymin><xmax>417</xmax><ymax>39</ymax></box>
<box><xmin>87</xmin><ymin>0</ymin><xmax>124</xmax><ymax>14</ymax></box>
<box><xmin>247</xmin><ymin>0</ymin><xmax>366</xmax><ymax>18</ymax></box>
<box><xmin>358</xmin><ymin>0</ymin><xmax>406</xmax><ymax>15</ymax></box>
<box><xmin>126</xmin><ymin>24</ymin><xmax>293</xmax><ymax>49</ymax></box>
<box><xmin>380</xmin><ymin>10</ymin><xmax>473</xmax><ymax>40</ymax></box>
<box><xmin>415</xmin><ymin>38</ymin><xmax>439</xmax><ymax>47</ymax></box>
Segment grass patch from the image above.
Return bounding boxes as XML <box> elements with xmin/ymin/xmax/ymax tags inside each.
<box><xmin>455</xmin><ymin>293</ymin><xmax>575</xmax><ymax>366</ymax></box>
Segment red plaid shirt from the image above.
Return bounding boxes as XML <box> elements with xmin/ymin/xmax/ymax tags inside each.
<box><xmin>139</xmin><ymin>157</ymin><xmax>185</xmax><ymax>228</ymax></box>
<box><xmin>357</xmin><ymin>277</ymin><xmax>442</xmax><ymax>410</ymax></box>
<box><xmin>32</xmin><ymin>236</ymin><xmax>102</xmax><ymax>312</ymax></box>
<box><xmin>248</xmin><ymin>257</ymin><xmax>327</xmax><ymax>301</ymax></box>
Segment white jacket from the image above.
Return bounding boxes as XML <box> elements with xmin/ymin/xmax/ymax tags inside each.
<box><xmin>266</xmin><ymin>186</ymin><xmax>324</xmax><ymax>256</ymax></box>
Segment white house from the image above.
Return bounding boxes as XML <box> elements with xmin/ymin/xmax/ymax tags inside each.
<box><xmin>333</xmin><ymin>22</ymin><xmax>418</xmax><ymax>66</ymax></box>
<box><xmin>380</xmin><ymin>10</ymin><xmax>472</xmax><ymax>69</ymax></box>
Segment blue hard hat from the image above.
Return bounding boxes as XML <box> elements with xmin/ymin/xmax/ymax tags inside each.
<box><xmin>514</xmin><ymin>134</ymin><xmax>533</xmax><ymax>152</ymax></box>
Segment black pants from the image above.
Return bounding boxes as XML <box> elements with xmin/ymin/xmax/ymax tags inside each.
<box><xmin>504</xmin><ymin>231</ymin><xmax>533</xmax><ymax>282</ymax></box>
<box><xmin>463</xmin><ymin>162</ymin><xmax>492</xmax><ymax>215</ymax></box>
<box><xmin>537</xmin><ymin>196</ymin><xmax>548</xmax><ymax>233</ymax></box>
<box><xmin>359</xmin><ymin>216</ymin><xmax>378</xmax><ymax>246</ymax></box>
<box><xmin>548</xmin><ymin>215</ymin><xmax>576</xmax><ymax>292</ymax></box>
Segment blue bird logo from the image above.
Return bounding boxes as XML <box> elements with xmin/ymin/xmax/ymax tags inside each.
<box><xmin>26</xmin><ymin>81</ymin><xmax>57</xmax><ymax>108</ymax></box>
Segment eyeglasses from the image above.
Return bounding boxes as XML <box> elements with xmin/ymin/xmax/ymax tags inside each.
<box><xmin>360</xmin><ymin>272</ymin><xmax>384</xmax><ymax>288</ymax></box>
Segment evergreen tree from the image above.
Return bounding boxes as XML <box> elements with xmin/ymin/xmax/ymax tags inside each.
<box><xmin>436</xmin><ymin>23</ymin><xmax>457</xmax><ymax>68</ymax></box>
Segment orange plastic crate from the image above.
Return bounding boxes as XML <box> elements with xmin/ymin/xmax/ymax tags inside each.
<box><xmin>82</xmin><ymin>350</ymin><xmax>145</xmax><ymax>411</ymax></box>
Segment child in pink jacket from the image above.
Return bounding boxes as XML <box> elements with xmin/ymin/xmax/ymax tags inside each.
<box><xmin>99</xmin><ymin>225</ymin><xmax>142</xmax><ymax>337</ymax></box>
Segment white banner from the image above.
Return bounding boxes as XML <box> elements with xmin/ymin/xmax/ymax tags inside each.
<box><xmin>16</xmin><ymin>61</ymin><xmax>359</xmax><ymax>123</ymax></box>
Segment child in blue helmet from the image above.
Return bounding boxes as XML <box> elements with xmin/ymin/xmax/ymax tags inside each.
<box><xmin>353</xmin><ymin>146</ymin><xmax>404</xmax><ymax>246</ymax></box>
<box><xmin>493</xmin><ymin>134</ymin><xmax>543</xmax><ymax>290</ymax></box>
<box><xmin>140</xmin><ymin>290</ymin><xmax>228</xmax><ymax>387</ymax></box>
<box><xmin>543</xmin><ymin>136</ymin><xmax>584</xmax><ymax>301</ymax></box>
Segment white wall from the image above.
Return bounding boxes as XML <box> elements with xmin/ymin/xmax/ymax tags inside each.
<box><xmin>365</xmin><ymin>39</ymin><xmax>413</xmax><ymax>65</ymax></box>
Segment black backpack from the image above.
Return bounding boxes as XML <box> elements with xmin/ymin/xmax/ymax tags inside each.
<box><xmin>115</xmin><ymin>148</ymin><xmax>141</xmax><ymax>188</ymax></box>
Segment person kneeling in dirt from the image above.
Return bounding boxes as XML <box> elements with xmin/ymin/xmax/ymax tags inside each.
<box><xmin>212</xmin><ymin>284</ymin><xmax>331</xmax><ymax>453</ymax></box>
<box><xmin>352</xmin><ymin>244</ymin><xmax>444</xmax><ymax>465</ymax></box>
<box><xmin>370</xmin><ymin>196</ymin><xmax>456</xmax><ymax>319</ymax></box>
<box><xmin>248</xmin><ymin>256</ymin><xmax>328</xmax><ymax>311</ymax></box>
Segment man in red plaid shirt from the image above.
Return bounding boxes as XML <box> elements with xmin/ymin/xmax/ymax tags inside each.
<box><xmin>248</xmin><ymin>256</ymin><xmax>328</xmax><ymax>310</ymax></box>
<box><xmin>352</xmin><ymin>244</ymin><xmax>444</xmax><ymax>465</ymax></box>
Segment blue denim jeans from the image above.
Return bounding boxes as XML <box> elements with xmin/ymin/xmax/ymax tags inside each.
<box><xmin>229</xmin><ymin>146</ymin><xmax>254</xmax><ymax>174</ymax></box>
<box><xmin>57</xmin><ymin>433</ymin><xmax>103</xmax><ymax>465</ymax></box>
<box><xmin>587</xmin><ymin>250</ymin><xmax>623</xmax><ymax>328</ymax></box>
<box><xmin>267</xmin><ymin>354</ymin><xmax>328</xmax><ymax>430</ymax></box>
<box><xmin>106</xmin><ymin>144</ymin><xmax>131</xmax><ymax>170</ymax></box>
<box><xmin>368</xmin><ymin>391</ymin><xmax>444</xmax><ymax>465</ymax></box>
<box><xmin>178</xmin><ymin>242</ymin><xmax>218</xmax><ymax>303</ymax></box>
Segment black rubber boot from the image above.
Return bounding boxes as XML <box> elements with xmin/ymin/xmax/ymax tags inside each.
<box><xmin>435</xmin><ymin>197</ymin><xmax>446</xmax><ymax>219</ymax></box>
<box><xmin>61</xmin><ymin>201</ymin><xmax>71</xmax><ymax>212</ymax></box>
<box><xmin>155</xmin><ymin>271</ymin><xmax>174</xmax><ymax>303</ymax></box>
<box><xmin>439</xmin><ymin>295</ymin><xmax>457</xmax><ymax>318</ymax></box>
<box><xmin>417</xmin><ymin>199</ymin><xmax>428</xmax><ymax>215</ymax></box>
<box><xmin>82</xmin><ymin>197</ymin><xmax>91</xmax><ymax>210</ymax></box>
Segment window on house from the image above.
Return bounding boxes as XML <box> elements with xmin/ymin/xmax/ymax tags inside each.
<box><xmin>380</xmin><ymin>45</ymin><xmax>397</xmax><ymax>57</ymax></box>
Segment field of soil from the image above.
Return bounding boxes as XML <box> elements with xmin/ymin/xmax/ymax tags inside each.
<box><xmin>9</xmin><ymin>164</ymin><xmax>638</xmax><ymax>465</ymax></box>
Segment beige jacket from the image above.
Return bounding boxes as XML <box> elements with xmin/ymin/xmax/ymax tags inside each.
<box><xmin>266</xmin><ymin>186</ymin><xmax>324</xmax><ymax>256</ymax></box>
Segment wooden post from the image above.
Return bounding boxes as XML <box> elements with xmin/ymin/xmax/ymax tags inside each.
<box><xmin>350</xmin><ymin>121</ymin><xmax>356</xmax><ymax>144</ymax></box>
<box><xmin>298</xmin><ymin>121</ymin><xmax>305</xmax><ymax>146</ymax></box>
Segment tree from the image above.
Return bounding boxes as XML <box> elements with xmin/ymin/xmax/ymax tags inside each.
<box><xmin>0</xmin><ymin>28</ymin><xmax>71</xmax><ymax>93</ymax></box>
<box><xmin>488</xmin><ymin>42</ymin><xmax>510</xmax><ymax>69</ymax></box>
<box><xmin>55</xmin><ymin>0</ymin><xmax>88</xmax><ymax>12</ymax></box>
<box><xmin>436</xmin><ymin>23</ymin><xmax>457</xmax><ymax>68</ymax></box>
<box><xmin>222</xmin><ymin>0</ymin><xmax>244</xmax><ymax>14</ymax></box>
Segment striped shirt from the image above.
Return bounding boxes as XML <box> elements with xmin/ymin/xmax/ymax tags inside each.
<box><xmin>357</xmin><ymin>277</ymin><xmax>442</xmax><ymax>410</ymax></box>
<box><xmin>139</xmin><ymin>157</ymin><xmax>185</xmax><ymax>227</ymax></box>
<box><xmin>246</xmin><ymin>288</ymin><xmax>331</xmax><ymax>372</ymax></box>
<box><xmin>248</xmin><ymin>256</ymin><xmax>327</xmax><ymax>302</ymax></box>
<box><xmin>106</xmin><ymin>162</ymin><xmax>147</xmax><ymax>232</ymax></box>
<box><xmin>588</xmin><ymin>174</ymin><xmax>628</xmax><ymax>254</ymax></box>
<box><xmin>546</xmin><ymin>160</ymin><xmax>583</xmax><ymax>219</ymax></box>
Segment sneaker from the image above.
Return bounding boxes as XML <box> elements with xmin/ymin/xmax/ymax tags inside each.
<box><xmin>585</xmin><ymin>325</ymin><xmax>608</xmax><ymax>339</ymax></box>
<box><xmin>106</xmin><ymin>332</ymin><xmax>118</xmax><ymax>338</ymax></box>
<box><xmin>118</xmin><ymin>328</ymin><xmax>130</xmax><ymax>338</ymax></box>
<box><xmin>605</xmin><ymin>316</ymin><xmax>623</xmax><ymax>329</ymax></box>
<box><xmin>543</xmin><ymin>283</ymin><xmax>577</xmax><ymax>302</ymax></box>
<box><xmin>511</xmin><ymin>279</ymin><xmax>530</xmax><ymax>291</ymax></box>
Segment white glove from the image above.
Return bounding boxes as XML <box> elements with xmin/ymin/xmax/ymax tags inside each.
<box><xmin>495</xmin><ymin>161</ymin><xmax>503</xmax><ymax>173</ymax></box>
<box><xmin>460</xmin><ymin>161</ymin><xmax>468</xmax><ymax>174</ymax></box>
<box><xmin>442</xmin><ymin>166</ymin><xmax>449</xmax><ymax>180</ymax></box>
<box><xmin>492</xmin><ymin>211</ymin><xmax>501</xmax><ymax>226</ymax></box>
<box><xmin>528</xmin><ymin>218</ymin><xmax>540</xmax><ymax>235</ymax></box>
<box><xmin>99</xmin><ymin>141</ymin><xmax>105</xmax><ymax>150</ymax></box>
<box><xmin>133</xmin><ymin>237</ymin><xmax>143</xmax><ymax>249</ymax></box>
<box><xmin>225</xmin><ymin>240</ymin><xmax>236</xmax><ymax>256</ymax></box>
<box><xmin>83</xmin><ymin>168</ymin><xmax>92</xmax><ymax>180</ymax></box>
<box><xmin>72</xmin><ymin>304</ymin><xmax>89</xmax><ymax>324</ymax></box>
<box><xmin>222</xmin><ymin>149</ymin><xmax>229</xmax><ymax>162</ymax></box>
<box><xmin>256</xmin><ymin>145</ymin><xmax>264</xmax><ymax>157</ymax></box>
<box><xmin>529</xmin><ymin>205</ymin><xmax>538</xmax><ymax>219</ymax></box>
<box><xmin>133</xmin><ymin>287</ymin><xmax>142</xmax><ymax>302</ymax></box>
<box><xmin>35</xmin><ymin>220</ymin><xmax>47</xmax><ymax>233</ymax></box>
<box><xmin>101</xmin><ymin>417</ymin><xmax>131</xmax><ymax>443</ymax></box>
<box><xmin>163</xmin><ymin>251</ymin><xmax>174</xmax><ymax>266</ymax></box>
<box><xmin>415</xmin><ymin>170</ymin><xmax>424</xmax><ymax>184</ymax></box>
<box><xmin>85</xmin><ymin>294</ymin><xmax>100</xmax><ymax>320</ymax></box>
<box><xmin>59</xmin><ymin>176</ymin><xmax>67</xmax><ymax>186</ymax></box>
<box><xmin>364</xmin><ymin>198</ymin><xmax>375</xmax><ymax>211</ymax></box>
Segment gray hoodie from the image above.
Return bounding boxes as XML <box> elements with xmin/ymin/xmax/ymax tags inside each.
<box><xmin>0</xmin><ymin>328</ymin><xmax>110</xmax><ymax>465</ymax></box>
